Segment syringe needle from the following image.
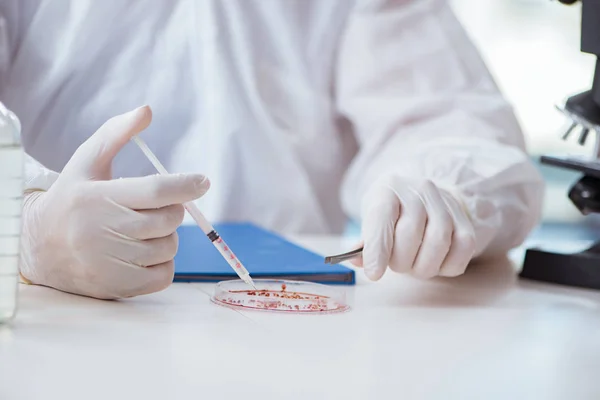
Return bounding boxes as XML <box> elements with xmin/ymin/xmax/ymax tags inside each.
<box><xmin>131</xmin><ymin>135</ymin><xmax>257</xmax><ymax>289</ymax></box>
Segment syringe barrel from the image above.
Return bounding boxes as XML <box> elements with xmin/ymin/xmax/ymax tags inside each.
<box><xmin>183</xmin><ymin>202</ymin><xmax>213</xmax><ymax>234</ymax></box>
<box><xmin>211</xmin><ymin>235</ymin><xmax>251</xmax><ymax>277</ymax></box>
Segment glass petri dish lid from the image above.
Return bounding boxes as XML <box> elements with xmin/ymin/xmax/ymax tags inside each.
<box><xmin>211</xmin><ymin>279</ymin><xmax>349</xmax><ymax>314</ymax></box>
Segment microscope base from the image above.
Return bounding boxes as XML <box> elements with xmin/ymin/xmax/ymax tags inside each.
<box><xmin>521</xmin><ymin>243</ymin><xmax>600</xmax><ymax>290</ymax></box>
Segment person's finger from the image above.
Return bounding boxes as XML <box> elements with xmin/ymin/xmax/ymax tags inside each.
<box><xmin>388</xmin><ymin>186</ymin><xmax>427</xmax><ymax>274</ymax></box>
<box><xmin>64</xmin><ymin>105</ymin><xmax>152</xmax><ymax>180</ymax></box>
<box><xmin>122</xmin><ymin>204</ymin><xmax>185</xmax><ymax>240</ymax></box>
<box><xmin>411</xmin><ymin>181</ymin><xmax>453</xmax><ymax>279</ymax></box>
<box><xmin>141</xmin><ymin>260</ymin><xmax>176</xmax><ymax>294</ymax></box>
<box><xmin>118</xmin><ymin>260</ymin><xmax>175</xmax><ymax>298</ymax></box>
<box><xmin>135</xmin><ymin>232</ymin><xmax>179</xmax><ymax>267</ymax></box>
<box><xmin>351</xmin><ymin>257</ymin><xmax>363</xmax><ymax>267</ymax></box>
<box><xmin>361</xmin><ymin>184</ymin><xmax>400</xmax><ymax>281</ymax></box>
<box><xmin>350</xmin><ymin>241</ymin><xmax>364</xmax><ymax>267</ymax></box>
<box><xmin>114</xmin><ymin>232</ymin><xmax>179</xmax><ymax>267</ymax></box>
<box><xmin>96</xmin><ymin>173</ymin><xmax>210</xmax><ymax>209</ymax></box>
<box><xmin>439</xmin><ymin>191</ymin><xmax>476</xmax><ymax>277</ymax></box>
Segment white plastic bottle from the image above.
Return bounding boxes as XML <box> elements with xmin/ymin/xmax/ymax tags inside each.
<box><xmin>0</xmin><ymin>103</ymin><xmax>22</xmax><ymax>324</ymax></box>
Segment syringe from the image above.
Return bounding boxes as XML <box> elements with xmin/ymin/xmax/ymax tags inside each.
<box><xmin>131</xmin><ymin>135</ymin><xmax>257</xmax><ymax>290</ymax></box>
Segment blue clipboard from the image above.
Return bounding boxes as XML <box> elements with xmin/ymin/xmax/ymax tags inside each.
<box><xmin>174</xmin><ymin>223</ymin><xmax>355</xmax><ymax>284</ymax></box>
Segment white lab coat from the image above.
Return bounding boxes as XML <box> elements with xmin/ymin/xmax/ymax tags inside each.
<box><xmin>1</xmin><ymin>0</ymin><xmax>543</xmax><ymax>257</ymax></box>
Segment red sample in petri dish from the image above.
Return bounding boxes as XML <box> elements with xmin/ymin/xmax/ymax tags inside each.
<box><xmin>211</xmin><ymin>279</ymin><xmax>349</xmax><ymax>314</ymax></box>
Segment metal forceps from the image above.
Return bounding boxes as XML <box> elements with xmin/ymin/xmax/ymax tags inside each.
<box><xmin>324</xmin><ymin>247</ymin><xmax>364</xmax><ymax>265</ymax></box>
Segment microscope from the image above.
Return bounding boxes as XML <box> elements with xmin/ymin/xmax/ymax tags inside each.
<box><xmin>519</xmin><ymin>0</ymin><xmax>600</xmax><ymax>289</ymax></box>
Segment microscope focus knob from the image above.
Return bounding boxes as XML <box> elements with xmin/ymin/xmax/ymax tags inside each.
<box><xmin>569</xmin><ymin>175</ymin><xmax>600</xmax><ymax>215</ymax></box>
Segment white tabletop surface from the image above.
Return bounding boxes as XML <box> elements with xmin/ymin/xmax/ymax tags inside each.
<box><xmin>1</xmin><ymin>236</ymin><xmax>600</xmax><ymax>400</ymax></box>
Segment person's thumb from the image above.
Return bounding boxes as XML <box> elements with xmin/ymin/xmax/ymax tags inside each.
<box><xmin>62</xmin><ymin>105</ymin><xmax>152</xmax><ymax>180</ymax></box>
<box><xmin>361</xmin><ymin>183</ymin><xmax>399</xmax><ymax>281</ymax></box>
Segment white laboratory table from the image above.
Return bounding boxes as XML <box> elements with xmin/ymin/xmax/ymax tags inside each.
<box><xmin>2</xmin><ymin>236</ymin><xmax>600</xmax><ymax>400</ymax></box>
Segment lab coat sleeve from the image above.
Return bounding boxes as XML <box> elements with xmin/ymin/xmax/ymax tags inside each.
<box><xmin>337</xmin><ymin>0</ymin><xmax>544</xmax><ymax>258</ymax></box>
<box><xmin>0</xmin><ymin>1</ymin><xmax>59</xmax><ymax>192</ymax></box>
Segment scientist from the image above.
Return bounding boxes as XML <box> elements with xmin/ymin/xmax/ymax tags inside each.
<box><xmin>5</xmin><ymin>0</ymin><xmax>543</xmax><ymax>299</ymax></box>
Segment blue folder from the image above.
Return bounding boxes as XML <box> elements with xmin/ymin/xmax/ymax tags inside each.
<box><xmin>174</xmin><ymin>223</ymin><xmax>355</xmax><ymax>284</ymax></box>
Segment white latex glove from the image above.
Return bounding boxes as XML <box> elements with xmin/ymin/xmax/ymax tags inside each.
<box><xmin>357</xmin><ymin>175</ymin><xmax>476</xmax><ymax>281</ymax></box>
<box><xmin>20</xmin><ymin>106</ymin><xmax>210</xmax><ymax>299</ymax></box>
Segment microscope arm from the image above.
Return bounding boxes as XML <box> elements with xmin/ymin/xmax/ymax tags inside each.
<box><xmin>556</xmin><ymin>1</ymin><xmax>600</xmax><ymax>133</ymax></box>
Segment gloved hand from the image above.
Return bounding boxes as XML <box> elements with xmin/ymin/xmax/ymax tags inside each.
<box><xmin>356</xmin><ymin>175</ymin><xmax>476</xmax><ymax>280</ymax></box>
<box><xmin>20</xmin><ymin>106</ymin><xmax>210</xmax><ymax>299</ymax></box>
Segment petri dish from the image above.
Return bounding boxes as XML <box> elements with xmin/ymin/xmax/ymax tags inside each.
<box><xmin>211</xmin><ymin>279</ymin><xmax>349</xmax><ymax>314</ymax></box>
